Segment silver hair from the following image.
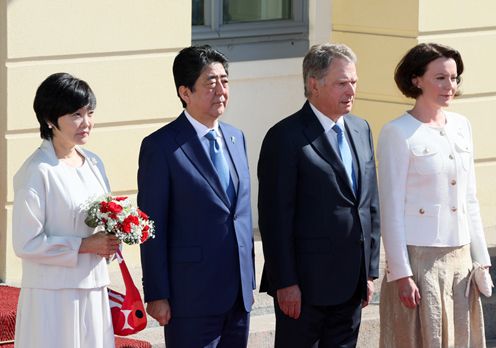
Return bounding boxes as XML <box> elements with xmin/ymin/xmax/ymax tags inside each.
<box><xmin>303</xmin><ymin>43</ymin><xmax>357</xmax><ymax>97</ymax></box>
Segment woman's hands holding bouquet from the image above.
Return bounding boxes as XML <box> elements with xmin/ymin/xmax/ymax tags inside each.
<box><xmin>84</xmin><ymin>195</ymin><xmax>155</xmax><ymax>245</ymax></box>
<box><xmin>79</xmin><ymin>195</ymin><xmax>155</xmax><ymax>259</ymax></box>
<box><xmin>79</xmin><ymin>229</ymin><xmax>120</xmax><ymax>258</ymax></box>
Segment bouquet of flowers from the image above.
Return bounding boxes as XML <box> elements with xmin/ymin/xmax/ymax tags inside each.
<box><xmin>84</xmin><ymin>195</ymin><xmax>155</xmax><ymax>245</ymax></box>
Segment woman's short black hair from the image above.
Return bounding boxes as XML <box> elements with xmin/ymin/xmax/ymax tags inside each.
<box><xmin>33</xmin><ymin>72</ymin><xmax>96</xmax><ymax>139</ymax></box>
<box><xmin>394</xmin><ymin>43</ymin><xmax>464</xmax><ymax>99</ymax></box>
<box><xmin>172</xmin><ymin>45</ymin><xmax>229</xmax><ymax>108</ymax></box>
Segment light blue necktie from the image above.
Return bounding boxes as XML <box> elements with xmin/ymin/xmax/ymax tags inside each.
<box><xmin>205</xmin><ymin>130</ymin><xmax>235</xmax><ymax>202</ymax></box>
<box><xmin>332</xmin><ymin>124</ymin><xmax>357</xmax><ymax>193</ymax></box>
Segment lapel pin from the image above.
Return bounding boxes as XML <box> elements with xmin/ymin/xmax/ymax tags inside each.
<box><xmin>90</xmin><ymin>157</ymin><xmax>98</xmax><ymax>165</ymax></box>
<box><xmin>231</xmin><ymin>136</ymin><xmax>236</xmax><ymax>144</ymax></box>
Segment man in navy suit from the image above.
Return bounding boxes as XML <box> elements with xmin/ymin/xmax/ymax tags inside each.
<box><xmin>138</xmin><ymin>45</ymin><xmax>255</xmax><ymax>348</ymax></box>
<box><xmin>258</xmin><ymin>43</ymin><xmax>380</xmax><ymax>347</ymax></box>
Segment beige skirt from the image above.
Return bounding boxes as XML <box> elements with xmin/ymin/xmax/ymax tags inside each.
<box><xmin>379</xmin><ymin>244</ymin><xmax>485</xmax><ymax>348</ymax></box>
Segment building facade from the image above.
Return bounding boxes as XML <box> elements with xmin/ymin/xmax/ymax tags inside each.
<box><xmin>1</xmin><ymin>0</ymin><xmax>495</xmax><ymax>283</ymax></box>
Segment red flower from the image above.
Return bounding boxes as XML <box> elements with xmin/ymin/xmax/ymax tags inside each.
<box><xmin>86</xmin><ymin>195</ymin><xmax>155</xmax><ymax>245</ymax></box>
<box><xmin>107</xmin><ymin>202</ymin><xmax>123</xmax><ymax>214</ymax></box>
<box><xmin>140</xmin><ymin>229</ymin><xmax>149</xmax><ymax>243</ymax></box>
<box><xmin>121</xmin><ymin>221</ymin><xmax>131</xmax><ymax>233</ymax></box>
<box><xmin>99</xmin><ymin>201</ymin><xmax>109</xmax><ymax>213</ymax></box>
<box><xmin>121</xmin><ymin>215</ymin><xmax>139</xmax><ymax>233</ymax></box>
<box><xmin>137</xmin><ymin>209</ymin><xmax>149</xmax><ymax>220</ymax></box>
<box><xmin>130</xmin><ymin>215</ymin><xmax>139</xmax><ymax>225</ymax></box>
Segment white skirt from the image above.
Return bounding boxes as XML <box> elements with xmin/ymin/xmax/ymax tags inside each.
<box><xmin>14</xmin><ymin>287</ymin><xmax>115</xmax><ymax>348</ymax></box>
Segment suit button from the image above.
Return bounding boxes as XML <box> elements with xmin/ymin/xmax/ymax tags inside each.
<box><xmin>451</xmin><ymin>207</ymin><xmax>457</xmax><ymax>212</ymax></box>
<box><xmin>451</xmin><ymin>179</ymin><xmax>457</xmax><ymax>185</ymax></box>
<box><xmin>419</xmin><ymin>208</ymin><xmax>425</xmax><ymax>214</ymax></box>
<box><xmin>449</xmin><ymin>154</ymin><xmax>454</xmax><ymax>160</ymax></box>
<box><xmin>233</xmin><ymin>214</ymin><xmax>238</xmax><ymax>220</ymax></box>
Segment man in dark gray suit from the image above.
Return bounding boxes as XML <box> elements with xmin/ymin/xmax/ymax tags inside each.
<box><xmin>258</xmin><ymin>43</ymin><xmax>380</xmax><ymax>348</ymax></box>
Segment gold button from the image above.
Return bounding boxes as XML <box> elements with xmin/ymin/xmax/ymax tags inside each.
<box><xmin>451</xmin><ymin>179</ymin><xmax>457</xmax><ymax>185</ymax></box>
<box><xmin>419</xmin><ymin>208</ymin><xmax>425</xmax><ymax>214</ymax></box>
<box><xmin>451</xmin><ymin>207</ymin><xmax>457</xmax><ymax>212</ymax></box>
<box><xmin>449</xmin><ymin>154</ymin><xmax>454</xmax><ymax>160</ymax></box>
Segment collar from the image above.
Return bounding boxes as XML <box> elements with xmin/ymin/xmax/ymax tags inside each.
<box><xmin>39</xmin><ymin>139</ymin><xmax>109</xmax><ymax>193</ymax></box>
<box><xmin>184</xmin><ymin>110</ymin><xmax>221</xmax><ymax>138</ymax></box>
<box><xmin>309</xmin><ymin>102</ymin><xmax>346</xmax><ymax>132</ymax></box>
<box><xmin>40</xmin><ymin>139</ymin><xmax>91</xmax><ymax>163</ymax></box>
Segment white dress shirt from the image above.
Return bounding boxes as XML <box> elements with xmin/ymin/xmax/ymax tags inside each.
<box><xmin>184</xmin><ymin>110</ymin><xmax>235</xmax><ymax>174</ymax></box>
<box><xmin>309</xmin><ymin>102</ymin><xmax>346</xmax><ymax>133</ymax></box>
<box><xmin>378</xmin><ymin>111</ymin><xmax>490</xmax><ymax>281</ymax></box>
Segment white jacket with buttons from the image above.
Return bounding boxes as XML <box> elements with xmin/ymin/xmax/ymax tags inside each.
<box><xmin>12</xmin><ymin>140</ymin><xmax>111</xmax><ymax>289</ymax></box>
<box><xmin>378</xmin><ymin>112</ymin><xmax>491</xmax><ymax>282</ymax></box>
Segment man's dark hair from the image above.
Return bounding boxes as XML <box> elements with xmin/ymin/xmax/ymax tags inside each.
<box><xmin>172</xmin><ymin>45</ymin><xmax>229</xmax><ymax>107</ymax></box>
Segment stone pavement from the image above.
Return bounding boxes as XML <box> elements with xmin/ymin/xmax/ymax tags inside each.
<box><xmin>112</xmin><ymin>240</ymin><xmax>380</xmax><ymax>348</ymax></box>
<box><xmin>110</xmin><ymin>241</ymin><xmax>496</xmax><ymax>347</ymax></box>
<box><xmin>3</xmin><ymin>232</ymin><xmax>495</xmax><ymax>346</ymax></box>
<box><xmin>110</xmin><ymin>240</ymin><xmax>277</xmax><ymax>347</ymax></box>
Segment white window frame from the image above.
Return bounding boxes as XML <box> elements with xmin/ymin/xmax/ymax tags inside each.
<box><xmin>192</xmin><ymin>0</ymin><xmax>309</xmax><ymax>61</ymax></box>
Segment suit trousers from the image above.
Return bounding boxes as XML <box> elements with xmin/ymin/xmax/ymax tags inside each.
<box><xmin>274</xmin><ymin>287</ymin><xmax>363</xmax><ymax>348</ymax></box>
<box><xmin>164</xmin><ymin>292</ymin><xmax>250</xmax><ymax>348</ymax></box>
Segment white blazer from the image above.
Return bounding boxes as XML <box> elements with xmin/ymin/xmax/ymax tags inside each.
<box><xmin>378</xmin><ymin>112</ymin><xmax>490</xmax><ymax>282</ymax></box>
<box><xmin>12</xmin><ymin>140</ymin><xmax>111</xmax><ymax>289</ymax></box>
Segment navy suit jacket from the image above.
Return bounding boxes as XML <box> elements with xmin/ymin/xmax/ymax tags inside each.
<box><xmin>258</xmin><ymin>101</ymin><xmax>380</xmax><ymax>306</ymax></box>
<box><xmin>138</xmin><ymin>113</ymin><xmax>255</xmax><ymax>317</ymax></box>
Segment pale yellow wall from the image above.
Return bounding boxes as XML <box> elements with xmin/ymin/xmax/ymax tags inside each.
<box><xmin>333</xmin><ymin>0</ymin><xmax>419</xmax><ymax>37</ymax></box>
<box><xmin>1</xmin><ymin>0</ymin><xmax>327</xmax><ymax>285</ymax></box>
<box><xmin>7</xmin><ymin>1</ymin><xmax>187</xmax><ymax>59</ymax></box>
<box><xmin>332</xmin><ymin>0</ymin><xmax>496</xmax><ymax>245</ymax></box>
<box><xmin>0</xmin><ymin>2</ymin><xmax>8</xmax><ymax>280</ymax></box>
<box><xmin>1</xmin><ymin>1</ymin><xmax>190</xmax><ymax>283</ymax></box>
<box><xmin>419</xmin><ymin>0</ymin><xmax>496</xmax><ymax>32</ymax></box>
<box><xmin>4</xmin><ymin>0</ymin><xmax>495</xmax><ymax>284</ymax></box>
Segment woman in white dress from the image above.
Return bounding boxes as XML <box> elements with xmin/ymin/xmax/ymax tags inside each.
<box><xmin>378</xmin><ymin>43</ymin><xmax>491</xmax><ymax>347</ymax></box>
<box><xmin>12</xmin><ymin>73</ymin><xmax>120</xmax><ymax>348</ymax></box>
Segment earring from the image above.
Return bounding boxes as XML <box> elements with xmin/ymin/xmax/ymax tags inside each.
<box><xmin>47</xmin><ymin>124</ymin><xmax>53</xmax><ymax>129</ymax></box>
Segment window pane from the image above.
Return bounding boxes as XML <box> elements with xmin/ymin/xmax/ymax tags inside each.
<box><xmin>191</xmin><ymin>0</ymin><xmax>308</xmax><ymax>61</ymax></box>
<box><xmin>192</xmin><ymin>0</ymin><xmax>204</xmax><ymax>25</ymax></box>
<box><xmin>223</xmin><ymin>0</ymin><xmax>291</xmax><ymax>24</ymax></box>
